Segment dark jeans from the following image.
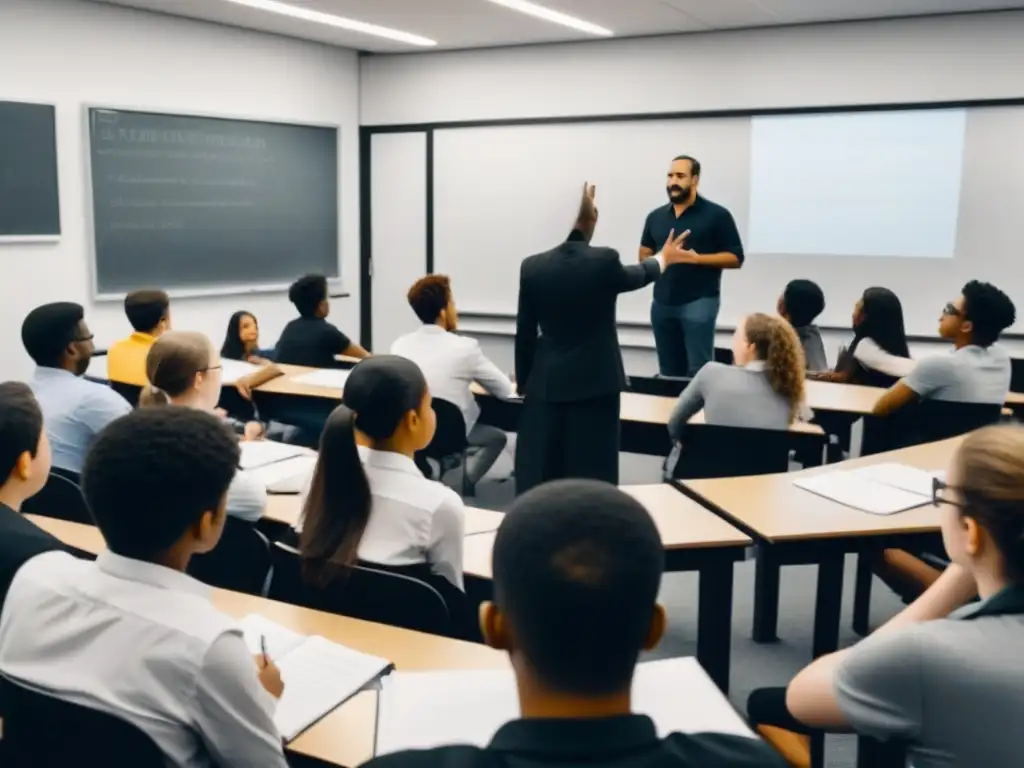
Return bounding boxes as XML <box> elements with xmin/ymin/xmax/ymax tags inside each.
<box><xmin>651</xmin><ymin>296</ymin><xmax>720</xmax><ymax>377</ymax></box>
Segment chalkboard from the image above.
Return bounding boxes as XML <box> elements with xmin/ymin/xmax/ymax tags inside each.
<box><xmin>0</xmin><ymin>101</ymin><xmax>61</xmax><ymax>239</ymax></box>
<box><xmin>87</xmin><ymin>108</ymin><xmax>338</xmax><ymax>296</ymax></box>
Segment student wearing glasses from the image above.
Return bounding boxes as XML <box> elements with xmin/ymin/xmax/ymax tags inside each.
<box><xmin>751</xmin><ymin>425</ymin><xmax>1024</xmax><ymax>768</ymax></box>
<box><xmin>21</xmin><ymin>302</ymin><xmax>132</xmax><ymax>476</ymax></box>
<box><xmin>140</xmin><ymin>331</ymin><xmax>268</xmax><ymax>523</ymax></box>
<box><xmin>872</xmin><ymin>281</ymin><xmax>1016</xmax><ymax>416</ymax></box>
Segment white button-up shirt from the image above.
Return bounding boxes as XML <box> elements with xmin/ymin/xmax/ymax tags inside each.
<box><xmin>390</xmin><ymin>325</ymin><xmax>514</xmax><ymax>433</ymax></box>
<box><xmin>0</xmin><ymin>550</ymin><xmax>287</xmax><ymax>768</ymax></box>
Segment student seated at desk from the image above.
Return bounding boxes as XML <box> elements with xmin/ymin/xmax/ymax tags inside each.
<box><xmin>106</xmin><ymin>289</ymin><xmax>171</xmax><ymax>386</ymax></box>
<box><xmin>275</xmin><ymin>273</ymin><xmax>369</xmax><ymax>368</ymax></box>
<box><xmin>221</xmin><ymin>310</ymin><xmax>274</xmax><ymax>364</ymax></box>
<box><xmin>0</xmin><ymin>408</ymin><xmax>288</xmax><ymax>768</ymax></box>
<box><xmin>812</xmin><ymin>287</ymin><xmax>912</xmax><ymax>387</ymax></box>
<box><xmin>668</xmin><ymin>313</ymin><xmax>810</xmax><ymax>439</ymax></box>
<box><xmin>22</xmin><ymin>302</ymin><xmax>132</xmax><ymax>476</ymax></box>
<box><xmin>873</xmin><ymin>281</ymin><xmax>1016</xmax><ymax>416</ymax></box>
<box><xmin>778</xmin><ymin>279</ymin><xmax>827</xmax><ymax>372</ymax></box>
<box><xmin>141</xmin><ymin>331</ymin><xmax>268</xmax><ymax>523</ymax></box>
<box><xmin>362</xmin><ymin>480</ymin><xmax>784</xmax><ymax>768</ymax></box>
<box><xmin>755</xmin><ymin>426</ymin><xmax>1024</xmax><ymax>768</ymax></box>
<box><xmin>298</xmin><ymin>355</ymin><xmax>466</xmax><ymax>612</ymax></box>
<box><xmin>391</xmin><ymin>274</ymin><xmax>514</xmax><ymax>495</ymax></box>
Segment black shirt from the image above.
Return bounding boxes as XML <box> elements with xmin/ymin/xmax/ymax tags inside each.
<box><xmin>362</xmin><ymin>714</ymin><xmax>787</xmax><ymax>768</ymax></box>
<box><xmin>0</xmin><ymin>504</ymin><xmax>71</xmax><ymax>608</ymax></box>
<box><xmin>274</xmin><ymin>316</ymin><xmax>352</xmax><ymax>369</ymax></box>
<box><xmin>640</xmin><ymin>196</ymin><xmax>744</xmax><ymax>306</ymax></box>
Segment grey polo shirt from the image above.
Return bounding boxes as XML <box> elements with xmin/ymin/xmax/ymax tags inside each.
<box><xmin>834</xmin><ymin>590</ymin><xmax>1024</xmax><ymax>768</ymax></box>
<box><xmin>904</xmin><ymin>344</ymin><xmax>1011</xmax><ymax>404</ymax></box>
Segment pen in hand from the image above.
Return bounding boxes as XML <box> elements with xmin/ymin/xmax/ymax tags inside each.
<box><xmin>260</xmin><ymin>634</ymin><xmax>270</xmax><ymax>666</ymax></box>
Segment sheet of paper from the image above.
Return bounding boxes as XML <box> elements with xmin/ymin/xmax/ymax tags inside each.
<box><xmin>220</xmin><ymin>358</ymin><xmax>263</xmax><ymax>385</ymax></box>
<box><xmin>852</xmin><ymin>463</ymin><xmax>944</xmax><ymax>498</ymax></box>
<box><xmin>85</xmin><ymin>355</ymin><xmax>110</xmax><ymax>382</ymax></box>
<box><xmin>292</xmin><ymin>368</ymin><xmax>351</xmax><ymax>389</ymax></box>
<box><xmin>273</xmin><ymin>635</ymin><xmax>392</xmax><ymax>742</ymax></box>
<box><xmin>237</xmin><ymin>614</ymin><xmax>308</xmax><ymax>660</ymax></box>
<box><xmin>375</xmin><ymin>658</ymin><xmax>750</xmax><ymax>756</ymax></box>
<box><xmin>251</xmin><ymin>455</ymin><xmax>317</xmax><ymax>494</ymax></box>
<box><xmin>238</xmin><ymin>440</ymin><xmax>311</xmax><ymax>470</ymax></box>
<box><xmin>794</xmin><ymin>471</ymin><xmax>931</xmax><ymax>515</ymax></box>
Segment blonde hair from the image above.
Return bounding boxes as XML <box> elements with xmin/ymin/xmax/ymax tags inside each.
<box><xmin>955</xmin><ymin>425</ymin><xmax>1024</xmax><ymax>581</ymax></box>
<box><xmin>140</xmin><ymin>331</ymin><xmax>212</xmax><ymax>407</ymax></box>
<box><xmin>744</xmin><ymin>313</ymin><xmax>806</xmax><ymax>423</ymax></box>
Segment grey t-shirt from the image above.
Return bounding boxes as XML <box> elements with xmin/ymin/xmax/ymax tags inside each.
<box><xmin>794</xmin><ymin>325</ymin><xmax>828</xmax><ymax>373</ymax></box>
<box><xmin>834</xmin><ymin>601</ymin><xmax>1024</xmax><ymax>768</ymax></box>
<box><xmin>904</xmin><ymin>345</ymin><xmax>1011</xmax><ymax>404</ymax></box>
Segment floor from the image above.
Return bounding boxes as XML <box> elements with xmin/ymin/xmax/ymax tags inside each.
<box><xmin>454</xmin><ymin>438</ymin><xmax>907</xmax><ymax>768</ymax></box>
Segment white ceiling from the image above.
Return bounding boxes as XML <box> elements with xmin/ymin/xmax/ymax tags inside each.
<box><xmin>91</xmin><ymin>0</ymin><xmax>1024</xmax><ymax>52</ymax></box>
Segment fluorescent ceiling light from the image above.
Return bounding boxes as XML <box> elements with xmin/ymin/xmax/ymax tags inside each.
<box><xmin>485</xmin><ymin>0</ymin><xmax>613</xmax><ymax>37</ymax></box>
<box><xmin>218</xmin><ymin>0</ymin><xmax>437</xmax><ymax>47</ymax></box>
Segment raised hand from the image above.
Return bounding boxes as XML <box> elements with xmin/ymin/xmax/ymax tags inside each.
<box><xmin>661</xmin><ymin>228</ymin><xmax>698</xmax><ymax>265</ymax></box>
<box><xmin>577</xmin><ymin>181</ymin><xmax>597</xmax><ymax>220</ymax></box>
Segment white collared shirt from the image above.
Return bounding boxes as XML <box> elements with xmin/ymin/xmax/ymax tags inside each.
<box><xmin>0</xmin><ymin>551</ymin><xmax>287</xmax><ymax>768</ymax></box>
<box><xmin>298</xmin><ymin>446</ymin><xmax>466</xmax><ymax>590</ymax></box>
<box><xmin>390</xmin><ymin>325</ymin><xmax>514</xmax><ymax>433</ymax></box>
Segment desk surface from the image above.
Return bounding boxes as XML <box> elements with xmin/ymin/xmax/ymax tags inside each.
<box><xmin>681</xmin><ymin>437</ymin><xmax>963</xmax><ymax>543</ymax></box>
<box><xmin>25</xmin><ymin>515</ymin><xmax>508</xmax><ymax>768</ymax></box>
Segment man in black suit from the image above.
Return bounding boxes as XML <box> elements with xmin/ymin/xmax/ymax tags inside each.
<box><xmin>514</xmin><ymin>184</ymin><xmax>690</xmax><ymax>493</ymax></box>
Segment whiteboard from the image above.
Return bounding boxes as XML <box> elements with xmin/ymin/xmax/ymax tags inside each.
<box><xmin>432</xmin><ymin>107</ymin><xmax>1024</xmax><ymax>335</ymax></box>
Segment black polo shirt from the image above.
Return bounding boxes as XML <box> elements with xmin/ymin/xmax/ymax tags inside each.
<box><xmin>273</xmin><ymin>316</ymin><xmax>352</xmax><ymax>368</ymax></box>
<box><xmin>363</xmin><ymin>714</ymin><xmax>787</xmax><ymax>768</ymax></box>
<box><xmin>640</xmin><ymin>196</ymin><xmax>744</xmax><ymax>306</ymax></box>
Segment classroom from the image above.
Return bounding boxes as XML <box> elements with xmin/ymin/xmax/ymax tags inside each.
<box><xmin>2</xmin><ymin>2</ymin><xmax>1024</xmax><ymax>767</ymax></box>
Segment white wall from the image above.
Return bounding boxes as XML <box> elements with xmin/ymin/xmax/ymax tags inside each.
<box><xmin>0</xmin><ymin>0</ymin><xmax>361</xmax><ymax>380</ymax></box>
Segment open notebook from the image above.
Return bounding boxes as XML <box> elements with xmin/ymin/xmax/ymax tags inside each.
<box><xmin>292</xmin><ymin>368</ymin><xmax>351</xmax><ymax>389</ymax></box>
<box><xmin>238</xmin><ymin>440</ymin><xmax>312</xmax><ymax>471</ymax></box>
<box><xmin>374</xmin><ymin>657</ymin><xmax>751</xmax><ymax>756</ymax></box>
<box><xmin>793</xmin><ymin>462</ymin><xmax>943</xmax><ymax>515</ymax></box>
<box><xmin>239</xmin><ymin>614</ymin><xmax>393</xmax><ymax>742</ymax></box>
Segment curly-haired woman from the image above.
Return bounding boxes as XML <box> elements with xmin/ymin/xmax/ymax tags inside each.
<box><xmin>667</xmin><ymin>312</ymin><xmax>811</xmax><ymax>439</ymax></box>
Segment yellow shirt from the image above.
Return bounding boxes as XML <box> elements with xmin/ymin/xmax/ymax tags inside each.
<box><xmin>106</xmin><ymin>332</ymin><xmax>156</xmax><ymax>386</ymax></box>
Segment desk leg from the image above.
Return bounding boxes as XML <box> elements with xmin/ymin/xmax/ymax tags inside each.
<box><xmin>752</xmin><ymin>544</ymin><xmax>780</xmax><ymax>643</ymax></box>
<box><xmin>812</xmin><ymin>555</ymin><xmax>845</xmax><ymax>659</ymax></box>
<box><xmin>852</xmin><ymin>552</ymin><xmax>874</xmax><ymax>637</ymax></box>
<box><xmin>697</xmin><ymin>558</ymin><xmax>734</xmax><ymax>694</ymax></box>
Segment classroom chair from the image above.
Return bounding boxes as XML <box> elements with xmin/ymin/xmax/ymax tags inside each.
<box><xmin>188</xmin><ymin>517</ymin><xmax>273</xmax><ymax>596</ymax></box>
<box><xmin>627</xmin><ymin>374</ymin><xmax>691</xmax><ymax>398</ymax></box>
<box><xmin>861</xmin><ymin>400</ymin><xmax>1003</xmax><ymax>455</ymax></box>
<box><xmin>713</xmin><ymin>346</ymin><xmax>735</xmax><ymax>365</ymax></box>
<box><xmin>110</xmin><ymin>380</ymin><xmax>142</xmax><ymax>407</ymax></box>
<box><xmin>670</xmin><ymin>424</ymin><xmax>819</xmax><ymax>479</ymax></box>
<box><xmin>415</xmin><ymin>397</ymin><xmax>471</xmax><ymax>496</ymax></box>
<box><xmin>1011</xmin><ymin>357</ymin><xmax>1024</xmax><ymax>394</ymax></box>
<box><xmin>22</xmin><ymin>472</ymin><xmax>92</xmax><ymax>525</ymax></box>
<box><xmin>0</xmin><ymin>676</ymin><xmax>166</xmax><ymax>766</ymax></box>
<box><xmin>267</xmin><ymin>543</ymin><xmax>452</xmax><ymax>636</ymax></box>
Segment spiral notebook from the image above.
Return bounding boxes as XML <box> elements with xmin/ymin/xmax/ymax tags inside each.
<box><xmin>239</xmin><ymin>614</ymin><xmax>393</xmax><ymax>741</ymax></box>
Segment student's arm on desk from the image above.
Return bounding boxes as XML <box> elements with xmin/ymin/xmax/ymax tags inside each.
<box><xmin>235</xmin><ymin>364</ymin><xmax>284</xmax><ymax>400</ymax></box>
<box><xmin>343</xmin><ymin>342</ymin><xmax>371</xmax><ymax>359</ymax></box>
<box><xmin>470</xmin><ymin>343</ymin><xmax>514</xmax><ymax>400</ymax></box>
<box><xmin>226</xmin><ymin>469</ymin><xmax>269</xmax><ymax>523</ymax></box>
<box><xmin>874</xmin><ymin>356</ymin><xmax>952</xmax><ymax>416</ymax></box>
<box><xmin>514</xmin><ymin>266</ymin><xmax>538</xmax><ymax>391</ymax></box>
<box><xmin>667</xmin><ymin>370</ymin><xmax>707</xmax><ymax>441</ymax></box>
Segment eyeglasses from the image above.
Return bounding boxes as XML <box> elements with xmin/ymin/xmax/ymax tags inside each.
<box><xmin>73</xmin><ymin>334</ymin><xmax>95</xmax><ymax>343</ymax></box>
<box><xmin>203</xmin><ymin>365</ymin><xmax>222</xmax><ymax>372</ymax></box>
<box><xmin>942</xmin><ymin>303</ymin><xmax>962</xmax><ymax>318</ymax></box>
<box><xmin>932</xmin><ymin>476</ymin><xmax>964</xmax><ymax>508</ymax></box>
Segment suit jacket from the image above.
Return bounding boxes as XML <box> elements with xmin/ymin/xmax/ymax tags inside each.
<box><xmin>516</xmin><ymin>232</ymin><xmax>661</xmax><ymax>403</ymax></box>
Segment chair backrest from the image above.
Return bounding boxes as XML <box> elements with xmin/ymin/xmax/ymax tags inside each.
<box><xmin>1011</xmin><ymin>358</ymin><xmax>1024</xmax><ymax>394</ymax></box>
<box><xmin>627</xmin><ymin>375</ymin><xmax>691</xmax><ymax>398</ymax></box>
<box><xmin>0</xmin><ymin>676</ymin><xmax>165</xmax><ymax>766</ymax></box>
<box><xmin>672</xmin><ymin>424</ymin><xmax>801</xmax><ymax>479</ymax></box>
<box><xmin>22</xmin><ymin>472</ymin><xmax>92</xmax><ymax>525</ymax></box>
<box><xmin>109</xmin><ymin>380</ymin><xmax>142</xmax><ymax>407</ymax></box>
<box><xmin>713</xmin><ymin>347</ymin><xmax>735</xmax><ymax>365</ymax></box>
<box><xmin>188</xmin><ymin>516</ymin><xmax>272</xmax><ymax>595</ymax></box>
<box><xmin>419</xmin><ymin>398</ymin><xmax>468</xmax><ymax>460</ymax></box>
<box><xmin>862</xmin><ymin>400</ymin><xmax>1004</xmax><ymax>455</ymax></box>
<box><xmin>267</xmin><ymin>543</ymin><xmax>451</xmax><ymax>635</ymax></box>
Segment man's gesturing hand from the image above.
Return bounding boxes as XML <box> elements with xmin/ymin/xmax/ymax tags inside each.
<box><xmin>661</xmin><ymin>229</ymin><xmax>698</xmax><ymax>265</ymax></box>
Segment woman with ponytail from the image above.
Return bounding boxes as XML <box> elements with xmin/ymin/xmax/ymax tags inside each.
<box><xmin>667</xmin><ymin>312</ymin><xmax>811</xmax><ymax>440</ymax></box>
<box><xmin>297</xmin><ymin>355</ymin><xmax>466</xmax><ymax>610</ymax></box>
<box><xmin>141</xmin><ymin>331</ymin><xmax>268</xmax><ymax>522</ymax></box>
<box><xmin>758</xmin><ymin>425</ymin><xmax>1024</xmax><ymax>767</ymax></box>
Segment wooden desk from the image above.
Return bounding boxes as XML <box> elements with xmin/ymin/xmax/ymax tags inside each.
<box><xmin>677</xmin><ymin>437</ymin><xmax>960</xmax><ymax>659</ymax></box>
<box><xmin>462</xmin><ymin>484</ymin><xmax>751</xmax><ymax>693</ymax></box>
<box><xmin>25</xmin><ymin>515</ymin><xmax>507</xmax><ymax>768</ymax></box>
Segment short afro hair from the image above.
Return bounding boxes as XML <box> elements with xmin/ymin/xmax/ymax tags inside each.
<box><xmin>82</xmin><ymin>407</ymin><xmax>240</xmax><ymax>561</ymax></box>
<box><xmin>962</xmin><ymin>280</ymin><xmax>1016</xmax><ymax>348</ymax></box>
<box><xmin>407</xmin><ymin>274</ymin><xmax>451</xmax><ymax>324</ymax></box>
<box><xmin>492</xmin><ymin>479</ymin><xmax>664</xmax><ymax>696</ymax></box>
<box><xmin>0</xmin><ymin>382</ymin><xmax>44</xmax><ymax>481</ymax></box>
<box><xmin>124</xmin><ymin>290</ymin><xmax>170</xmax><ymax>333</ymax></box>
<box><xmin>21</xmin><ymin>302</ymin><xmax>85</xmax><ymax>368</ymax></box>
<box><xmin>782</xmin><ymin>279</ymin><xmax>826</xmax><ymax>328</ymax></box>
<box><xmin>289</xmin><ymin>274</ymin><xmax>329</xmax><ymax>318</ymax></box>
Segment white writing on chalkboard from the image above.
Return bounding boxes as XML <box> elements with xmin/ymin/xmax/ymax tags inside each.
<box><xmin>97</xmin><ymin>126</ymin><xmax>268</xmax><ymax>150</ymax></box>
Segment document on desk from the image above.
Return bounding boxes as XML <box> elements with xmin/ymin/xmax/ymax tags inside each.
<box><xmin>238</xmin><ymin>614</ymin><xmax>393</xmax><ymax>742</ymax></box>
<box><xmin>374</xmin><ymin>657</ymin><xmax>750</xmax><ymax>756</ymax></box>
<box><xmin>291</xmin><ymin>368</ymin><xmax>351</xmax><ymax>389</ymax></box>
<box><xmin>794</xmin><ymin>471</ymin><xmax>931</xmax><ymax>515</ymax></box>
<box><xmin>249</xmin><ymin>455</ymin><xmax>317</xmax><ymax>494</ymax></box>
<box><xmin>220</xmin><ymin>358</ymin><xmax>263</xmax><ymax>384</ymax></box>
<box><xmin>851</xmin><ymin>463</ymin><xmax>945</xmax><ymax>498</ymax></box>
<box><xmin>238</xmin><ymin>440</ymin><xmax>312</xmax><ymax>470</ymax></box>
